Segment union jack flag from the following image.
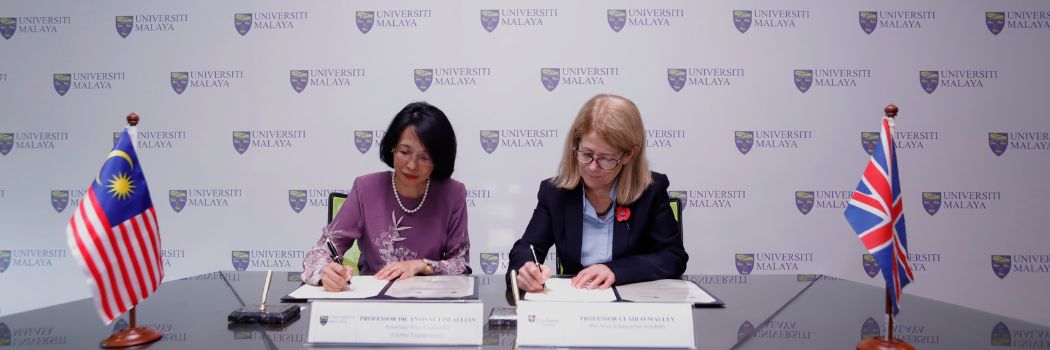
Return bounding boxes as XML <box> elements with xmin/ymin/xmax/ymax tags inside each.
<box><xmin>66</xmin><ymin>127</ymin><xmax>163</xmax><ymax>324</ymax></box>
<box><xmin>844</xmin><ymin>116</ymin><xmax>914</xmax><ymax>315</ymax></box>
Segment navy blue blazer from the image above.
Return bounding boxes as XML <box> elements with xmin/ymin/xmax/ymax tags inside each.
<box><xmin>507</xmin><ymin>171</ymin><xmax>688</xmax><ymax>286</ymax></box>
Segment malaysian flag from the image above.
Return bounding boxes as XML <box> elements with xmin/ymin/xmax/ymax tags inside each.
<box><xmin>844</xmin><ymin>116</ymin><xmax>914</xmax><ymax>315</ymax></box>
<box><xmin>66</xmin><ymin>127</ymin><xmax>162</xmax><ymax>324</ymax></box>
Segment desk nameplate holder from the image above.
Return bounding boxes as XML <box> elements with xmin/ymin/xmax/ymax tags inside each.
<box><xmin>517</xmin><ymin>301</ymin><xmax>696</xmax><ymax>349</ymax></box>
<box><xmin>307</xmin><ymin>300</ymin><xmax>483</xmax><ymax>345</ymax></box>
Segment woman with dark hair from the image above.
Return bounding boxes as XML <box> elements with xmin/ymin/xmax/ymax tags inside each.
<box><xmin>302</xmin><ymin>102</ymin><xmax>470</xmax><ymax>291</ymax></box>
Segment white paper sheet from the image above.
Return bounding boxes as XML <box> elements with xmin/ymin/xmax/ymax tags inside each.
<box><xmin>523</xmin><ymin>277</ymin><xmax>616</xmax><ymax>302</ymax></box>
<box><xmin>615</xmin><ymin>279</ymin><xmax>716</xmax><ymax>303</ymax></box>
<box><xmin>288</xmin><ymin>275</ymin><xmax>388</xmax><ymax>299</ymax></box>
<box><xmin>383</xmin><ymin>275</ymin><xmax>474</xmax><ymax>298</ymax></box>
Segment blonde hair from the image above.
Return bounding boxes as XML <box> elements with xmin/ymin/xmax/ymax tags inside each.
<box><xmin>551</xmin><ymin>94</ymin><xmax>652</xmax><ymax>205</ymax></box>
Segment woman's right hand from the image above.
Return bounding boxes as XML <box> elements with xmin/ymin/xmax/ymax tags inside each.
<box><xmin>321</xmin><ymin>261</ymin><xmax>353</xmax><ymax>292</ymax></box>
<box><xmin>516</xmin><ymin>262</ymin><xmax>553</xmax><ymax>293</ymax></box>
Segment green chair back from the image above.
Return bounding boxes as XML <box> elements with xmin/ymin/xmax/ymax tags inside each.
<box><xmin>328</xmin><ymin>192</ymin><xmax>360</xmax><ymax>273</ymax></box>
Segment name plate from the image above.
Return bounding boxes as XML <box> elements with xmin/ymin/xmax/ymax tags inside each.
<box><xmin>307</xmin><ymin>300</ymin><xmax>483</xmax><ymax>345</ymax></box>
<box><xmin>517</xmin><ymin>301</ymin><xmax>695</xmax><ymax>349</ymax></box>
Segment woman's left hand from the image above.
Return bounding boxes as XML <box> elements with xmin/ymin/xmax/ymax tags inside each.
<box><xmin>571</xmin><ymin>264</ymin><xmax>616</xmax><ymax>289</ymax></box>
<box><xmin>376</xmin><ymin>259</ymin><xmax>427</xmax><ymax>280</ymax></box>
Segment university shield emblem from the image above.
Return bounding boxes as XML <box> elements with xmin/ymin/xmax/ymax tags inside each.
<box><xmin>793</xmin><ymin>70</ymin><xmax>813</xmax><ymax>93</ymax></box>
<box><xmin>737</xmin><ymin>320</ymin><xmax>754</xmax><ymax>342</ymax></box>
<box><xmin>0</xmin><ymin>18</ymin><xmax>15</xmax><ymax>40</ymax></box>
<box><xmin>733</xmin><ymin>10</ymin><xmax>752</xmax><ymax>33</ymax></box>
<box><xmin>667</xmin><ymin>69</ymin><xmax>686</xmax><ymax>92</ymax></box>
<box><xmin>992</xmin><ymin>321</ymin><xmax>1011</xmax><ymax>346</ymax></box>
<box><xmin>414</xmin><ymin>69</ymin><xmax>433</xmax><ymax>92</ymax></box>
<box><xmin>51</xmin><ymin>190</ymin><xmax>69</xmax><ymax>213</ymax></box>
<box><xmin>986</xmin><ymin>12</ymin><xmax>1005</xmax><ymax>35</ymax></box>
<box><xmin>232</xmin><ymin>251</ymin><xmax>250</xmax><ymax>271</ymax></box>
<box><xmin>861</xmin><ymin>131</ymin><xmax>880</xmax><ymax>155</ymax></box>
<box><xmin>116</xmin><ymin>16</ymin><xmax>133</xmax><ymax>38</ymax></box>
<box><xmin>920</xmin><ymin>70</ymin><xmax>939</xmax><ymax>94</ymax></box>
<box><xmin>859</xmin><ymin>11</ymin><xmax>877</xmax><ymax>35</ymax></box>
<box><xmin>861</xmin><ymin>317</ymin><xmax>880</xmax><ymax>340</ymax></box>
<box><xmin>607</xmin><ymin>9</ymin><xmax>626</xmax><ymax>32</ymax></box>
<box><xmin>113</xmin><ymin>132</ymin><xmax>121</xmax><ymax>145</ymax></box>
<box><xmin>112</xmin><ymin>318</ymin><xmax>129</xmax><ymax>332</ymax></box>
<box><xmin>235</xmin><ymin>13</ymin><xmax>252</xmax><ymax>36</ymax></box>
<box><xmin>863</xmin><ymin>254</ymin><xmax>880</xmax><ymax>278</ymax></box>
<box><xmin>991</xmin><ymin>255</ymin><xmax>1011</xmax><ymax>279</ymax></box>
<box><xmin>988</xmin><ymin>132</ymin><xmax>1008</xmax><ymax>156</ymax></box>
<box><xmin>354</xmin><ymin>130</ymin><xmax>373</xmax><ymax>154</ymax></box>
<box><xmin>481</xmin><ymin>10</ymin><xmax>499</xmax><ymax>33</ymax></box>
<box><xmin>0</xmin><ymin>250</ymin><xmax>10</xmax><ymax>273</ymax></box>
<box><xmin>320</xmin><ymin>316</ymin><xmax>329</xmax><ymax>326</ymax></box>
<box><xmin>170</xmin><ymin>72</ymin><xmax>189</xmax><ymax>95</ymax></box>
<box><xmin>290</xmin><ymin>70</ymin><xmax>309</xmax><ymax>93</ymax></box>
<box><xmin>289</xmin><ymin>190</ymin><xmax>307</xmax><ymax>213</ymax></box>
<box><xmin>735</xmin><ymin>253</ymin><xmax>754</xmax><ymax>275</ymax></box>
<box><xmin>540</xmin><ymin>68</ymin><xmax>560</xmax><ymax>92</ymax></box>
<box><xmin>0</xmin><ymin>322</ymin><xmax>9</xmax><ymax>346</ymax></box>
<box><xmin>735</xmin><ymin>131</ymin><xmax>754</xmax><ymax>155</ymax></box>
<box><xmin>0</xmin><ymin>133</ymin><xmax>13</xmax><ymax>156</ymax></box>
<box><xmin>232</xmin><ymin>131</ymin><xmax>251</xmax><ymax>154</ymax></box>
<box><xmin>356</xmin><ymin>11</ymin><xmax>374</xmax><ymax>34</ymax></box>
<box><xmin>480</xmin><ymin>130</ymin><xmax>499</xmax><ymax>154</ymax></box>
<box><xmin>480</xmin><ymin>253</ymin><xmax>499</xmax><ymax>275</ymax></box>
<box><xmin>922</xmin><ymin>192</ymin><xmax>942</xmax><ymax>216</ymax></box>
<box><xmin>528</xmin><ymin>315</ymin><xmax>536</xmax><ymax>323</ymax></box>
<box><xmin>795</xmin><ymin>191</ymin><xmax>814</xmax><ymax>215</ymax></box>
<box><xmin>54</xmin><ymin>73</ymin><xmax>71</xmax><ymax>96</ymax></box>
<box><xmin>169</xmin><ymin>190</ymin><xmax>187</xmax><ymax>213</ymax></box>
<box><xmin>287</xmin><ymin>271</ymin><xmax>301</xmax><ymax>282</ymax></box>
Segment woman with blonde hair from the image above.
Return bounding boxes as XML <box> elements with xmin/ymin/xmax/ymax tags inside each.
<box><xmin>508</xmin><ymin>94</ymin><xmax>687</xmax><ymax>292</ymax></box>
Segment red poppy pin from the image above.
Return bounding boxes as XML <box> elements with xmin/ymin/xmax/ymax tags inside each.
<box><xmin>615</xmin><ymin>206</ymin><xmax>630</xmax><ymax>222</ymax></box>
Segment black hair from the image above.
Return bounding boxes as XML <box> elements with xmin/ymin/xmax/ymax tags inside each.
<box><xmin>379</xmin><ymin>102</ymin><xmax>457</xmax><ymax>180</ymax></box>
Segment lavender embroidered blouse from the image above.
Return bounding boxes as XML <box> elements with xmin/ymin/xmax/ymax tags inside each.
<box><xmin>301</xmin><ymin>172</ymin><xmax>471</xmax><ymax>285</ymax></box>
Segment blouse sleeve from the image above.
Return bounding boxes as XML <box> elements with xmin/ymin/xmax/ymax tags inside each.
<box><xmin>301</xmin><ymin>178</ymin><xmax>365</xmax><ymax>285</ymax></box>
<box><xmin>433</xmin><ymin>182</ymin><xmax>470</xmax><ymax>275</ymax></box>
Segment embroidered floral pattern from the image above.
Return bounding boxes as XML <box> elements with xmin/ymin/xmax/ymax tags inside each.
<box><xmin>374</xmin><ymin>210</ymin><xmax>418</xmax><ymax>263</ymax></box>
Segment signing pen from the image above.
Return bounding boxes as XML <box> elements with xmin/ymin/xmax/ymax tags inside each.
<box><xmin>325</xmin><ymin>237</ymin><xmax>352</xmax><ymax>285</ymax></box>
<box><xmin>529</xmin><ymin>244</ymin><xmax>547</xmax><ymax>289</ymax></box>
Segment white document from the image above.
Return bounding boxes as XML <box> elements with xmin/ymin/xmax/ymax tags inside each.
<box><xmin>384</xmin><ymin>275</ymin><xmax>474</xmax><ymax>298</ymax></box>
<box><xmin>616</xmin><ymin>279</ymin><xmax>716</xmax><ymax>304</ymax></box>
<box><xmin>523</xmin><ymin>277</ymin><xmax>616</xmax><ymax>302</ymax></box>
<box><xmin>288</xmin><ymin>275</ymin><xmax>387</xmax><ymax>299</ymax></box>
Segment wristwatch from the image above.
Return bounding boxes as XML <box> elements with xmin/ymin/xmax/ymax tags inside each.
<box><xmin>421</xmin><ymin>259</ymin><xmax>435</xmax><ymax>275</ymax></box>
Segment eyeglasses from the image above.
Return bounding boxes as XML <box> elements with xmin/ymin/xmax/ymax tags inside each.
<box><xmin>574</xmin><ymin>148</ymin><xmax>623</xmax><ymax>170</ymax></box>
<box><xmin>393</xmin><ymin>146</ymin><xmax>433</xmax><ymax>166</ymax></box>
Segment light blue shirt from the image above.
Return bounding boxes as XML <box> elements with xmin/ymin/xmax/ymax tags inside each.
<box><xmin>581</xmin><ymin>183</ymin><xmax>616</xmax><ymax>267</ymax></box>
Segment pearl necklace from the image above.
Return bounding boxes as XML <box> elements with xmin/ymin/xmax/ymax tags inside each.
<box><xmin>392</xmin><ymin>172</ymin><xmax>429</xmax><ymax>214</ymax></box>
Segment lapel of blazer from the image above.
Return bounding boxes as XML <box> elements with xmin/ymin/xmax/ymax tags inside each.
<box><xmin>565</xmin><ymin>185</ymin><xmax>584</xmax><ymax>268</ymax></box>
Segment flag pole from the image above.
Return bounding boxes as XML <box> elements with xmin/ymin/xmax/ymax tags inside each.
<box><xmin>100</xmin><ymin>113</ymin><xmax>164</xmax><ymax>348</ymax></box>
<box><xmin>857</xmin><ymin>104</ymin><xmax>914</xmax><ymax>350</ymax></box>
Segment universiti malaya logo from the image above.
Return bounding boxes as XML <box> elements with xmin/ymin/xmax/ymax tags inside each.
<box><xmin>481</xmin><ymin>10</ymin><xmax>499</xmax><ymax>32</ymax></box>
<box><xmin>0</xmin><ymin>250</ymin><xmax>10</xmax><ymax>273</ymax></box>
<box><xmin>793</xmin><ymin>70</ymin><xmax>813</xmax><ymax>93</ymax></box>
<box><xmin>862</xmin><ymin>318</ymin><xmax>881</xmax><ymax>340</ymax></box>
<box><xmin>356</xmin><ymin>11</ymin><xmax>374</xmax><ymax>34</ymax></box>
<box><xmin>737</xmin><ymin>321</ymin><xmax>754</xmax><ymax>342</ymax></box>
<box><xmin>859</xmin><ymin>11</ymin><xmax>877</xmax><ymax>35</ymax></box>
<box><xmin>922</xmin><ymin>192</ymin><xmax>942</xmax><ymax>215</ymax></box>
<box><xmin>795</xmin><ymin>191</ymin><xmax>814</xmax><ymax>215</ymax></box>
<box><xmin>0</xmin><ymin>133</ymin><xmax>13</xmax><ymax>156</ymax></box>
<box><xmin>51</xmin><ymin>190</ymin><xmax>69</xmax><ymax>213</ymax></box>
<box><xmin>480</xmin><ymin>253</ymin><xmax>499</xmax><ymax>275</ymax></box>
<box><xmin>0</xmin><ymin>322</ymin><xmax>9</xmax><ymax>345</ymax></box>
<box><xmin>735</xmin><ymin>253</ymin><xmax>755</xmax><ymax>275</ymax></box>
<box><xmin>862</xmin><ymin>254</ymin><xmax>880</xmax><ymax>278</ymax></box>
<box><xmin>54</xmin><ymin>73</ymin><xmax>71</xmax><ymax>96</ymax></box>
<box><xmin>232</xmin><ymin>250</ymin><xmax>250</xmax><ymax>271</ymax></box>
<box><xmin>414</xmin><ymin>69</ymin><xmax>433</xmax><ymax>92</ymax></box>
<box><xmin>115</xmin><ymin>16</ymin><xmax>133</xmax><ymax>38</ymax></box>
<box><xmin>480</xmin><ymin>130</ymin><xmax>499</xmax><ymax>154</ymax></box>
<box><xmin>540</xmin><ymin>68</ymin><xmax>560</xmax><ymax>92</ymax></box>
<box><xmin>1</xmin><ymin>17</ymin><xmax>16</xmax><ymax>40</ymax></box>
<box><xmin>170</xmin><ymin>72</ymin><xmax>188</xmax><ymax>94</ymax></box>
<box><xmin>235</xmin><ymin>13</ymin><xmax>252</xmax><ymax>36</ymax></box>
<box><xmin>319</xmin><ymin>315</ymin><xmax>329</xmax><ymax>326</ymax></box>
<box><xmin>991</xmin><ymin>255</ymin><xmax>1011</xmax><ymax>279</ymax></box>
<box><xmin>734</xmin><ymin>10</ymin><xmax>752</xmax><ymax>33</ymax></box>
<box><xmin>986</xmin><ymin>12</ymin><xmax>1005</xmax><ymax>35</ymax></box>
<box><xmin>354</xmin><ymin>131</ymin><xmax>373</xmax><ymax>154</ymax></box>
<box><xmin>992</xmin><ymin>322</ymin><xmax>1011</xmax><ymax>346</ymax></box>
<box><xmin>169</xmin><ymin>190</ymin><xmax>187</xmax><ymax>213</ymax></box>
<box><xmin>290</xmin><ymin>70</ymin><xmax>308</xmax><ymax>93</ymax></box>
<box><xmin>920</xmin><ymin>71</ymin><xmax>939</xmax><ymax>94</ymax></box>
<box><xmin>735</xmin><ymin>131</ymin><xmax>754</xmax><ymax>155</ymax></box>
<box><xmin>861</xmin><ymin>132</ymin><xmax>880</xmax><ymax>155</ymax></box>
<box><xmin>667</xmin><ymin>69</ymin><xmax>686</xmax><ymax>92</ymax></box>
<box><xmin>607</xmin><ymin>9</ymin><xmax>626</xmax><ymax>32</ymax></box>
<box><xmin>988</xmin><ymin>132</ymin><xmax>1008</xmax><ymax>156</ymax></box>
<box><xmin>288</xmin><ymin>190</ymin><xmax>307</xmax><ymax>213</ymax></box>
<box><xmin>232</xmin><ymin>131</ymin><xmax>250</xmax><ymax>154</ymax></box>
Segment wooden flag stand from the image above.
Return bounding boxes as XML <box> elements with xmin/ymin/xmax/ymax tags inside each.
<box><xmin>99</xmin><ymin>113</ymin><xmax>164</xmax><ymax>348</ymax></box>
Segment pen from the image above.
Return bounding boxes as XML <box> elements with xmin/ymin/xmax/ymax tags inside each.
<box><xmin>529</xmin><ymin>244</ymin><xmax>546</xmax><ymax>289</ymax></box>
<box><xmin>325</xmin><ymin>237</ymin><xmax>351</xmax><ymax>285</ymax></box>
